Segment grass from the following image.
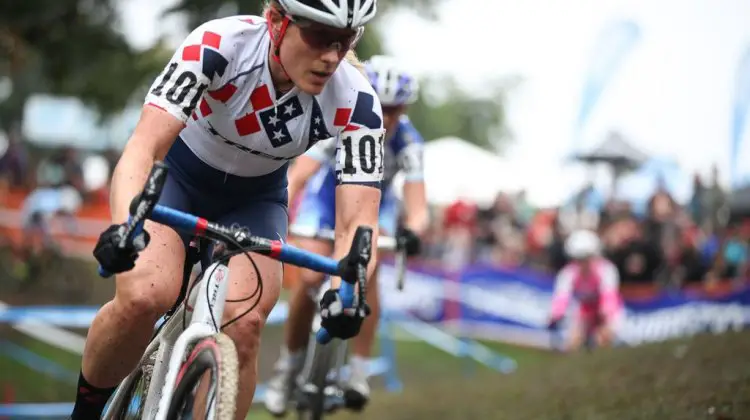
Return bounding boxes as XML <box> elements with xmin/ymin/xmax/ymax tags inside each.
<box><xmin>326</xmin><ymin>331</ymin><xmax>750</xmax><ymax>420</ymax></box>
<box><xmin>2</xmin><ymin>325</ymin><xmax>750</xmax><ymax>419</ymax></box>
<box><xmin>0</xmin><ymin>329</ymin><xmax>80</xmax><ymax>402</ymax></box>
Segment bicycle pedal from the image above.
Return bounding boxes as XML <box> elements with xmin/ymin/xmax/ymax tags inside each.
<box><xmin>343</xmin><ymin>389</ymin><xmax>369</xmax><ymax>412</ymax></box>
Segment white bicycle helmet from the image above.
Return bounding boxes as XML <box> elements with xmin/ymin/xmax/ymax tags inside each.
<box><xmin>277</xmin><ymin>0</ymin><xmax>377</xmax><ymax>28</ymax></box>
<box><xmin>564</xmin><ymin>230</ymin><xmax>601</xmax><ymax>259</ymax></box>
<box><xmin>365</xmin><ymin>55</ymin><xmax>419</xmax><ymax>106</ymax></box>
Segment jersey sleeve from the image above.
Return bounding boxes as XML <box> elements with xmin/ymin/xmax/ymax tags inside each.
<box><xmin>304</xmin><ymin>137</ymin><xmax>337</xmax><ymax>164</ymax></box>
<box><xmin>394</xmin><ymin>117</ymin><xmax>425</xmax><ymax>182</ymax></box>
<box><xmin>144</xmin><ymin>19</ymin><xmax>243</xmax><ymax>123</ymax></box>
<box><xmin>334</xmin><ymin>83</ymin><xmax>386</xmax><ymax>187</ymax></box>
<box><xmin>550</xmin><ymin>265</ymin><xmax>575</xmax><ymax>320</ymax></box>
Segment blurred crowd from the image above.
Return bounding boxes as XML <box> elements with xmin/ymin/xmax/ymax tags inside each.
<box><xmin>0</xmin><ymin>131</ymin><xmax>118</xmax><ymax>258</ymax></box>
<box><xmin>1</xmin><ymin>134</ymin><xmax>746</xmax><ymax>290</ymax></box>
<box><xmin>421</xmin><ymin>166</ymin><xmax>745</xmax><ymax>290</ymax></box>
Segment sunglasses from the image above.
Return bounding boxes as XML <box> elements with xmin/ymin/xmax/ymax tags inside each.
<box><xmin>289</xmin><ymin>15</ymin><xmax>364</xmax><ymax>53</ymax></box>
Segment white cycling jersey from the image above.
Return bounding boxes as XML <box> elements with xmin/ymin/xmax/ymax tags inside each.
<box><xmin>145</xmin><ymin>15</ymin><xmax>385</xmax><ymax>186</ymax></box>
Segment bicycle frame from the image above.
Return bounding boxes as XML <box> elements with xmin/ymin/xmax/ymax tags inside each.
<box><xmin>103</xmin><ymin>260</ymin><xmax>230</xmax><ymax>420</ymax></box>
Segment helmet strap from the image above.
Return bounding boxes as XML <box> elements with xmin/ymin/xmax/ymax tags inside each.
<box><xmin>266</xmin><ymin>9</ymin><xmax>292</xmax><ymax>82</ymax></box>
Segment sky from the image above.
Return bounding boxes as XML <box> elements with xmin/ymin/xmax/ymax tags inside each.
<box><xmin>115</xmin><ymin>0</ymin><xmax>750</xmax><ymax>206</ymax></box>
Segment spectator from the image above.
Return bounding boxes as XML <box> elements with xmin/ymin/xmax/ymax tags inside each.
<box><xmin>442</xmin><ymin>194</ymin><xmax>478</xmax><ymax>270</ymax></box>
<box><xmin>20</xmin><ymin>147</ymin><xmax>84</xmax><ymax>252</ymax></box>
<box><xmin>36</xmin><ymin>147</ymin><xmax>85</xmax><ymax>193</ymax></box>
<box><xmin>673</xmin><ymin>225</ymin><xmax>710</xmax><ymax>287</ymax></box>
<box><xmin>701</xmin><ymin>226</ymin><xmax>747</xmax><ymax>284</ymax></box>
<box><xmin>547</xmin><ymin>210</ymin><xmax>570</xmax><ymax>272</ymax></box>
<box><xmin>483</xmin><ymin>193</ymin><xmax>525</xmax><ymax>265</ymax></box>
<box><xmin>513</xmin><ymin>190</ymin><xmax>535</xmax><ymax>226</ymax></box>
<box><xmin>605</xmin><ymin>216</ymin><xmax>662</xmax><ymax>284</ymax></box>
<box><xmin>558</xmin><ymin>185</ymin><xmax>600</xmax><ymax>235</ymax></box>
<box><xmin>689</xmin><ymin>173</ymin><xmax>706</xmax><ymax>227</ymax></box>
<box><xmin>705</xmin><ymin>164</ymin><xmax>728</xmax><ymax>235</ymax></box>
<box><xmin>0</xmin><ymin>125</ymin><xmax>30</xmax><ymax>191</ymax></box>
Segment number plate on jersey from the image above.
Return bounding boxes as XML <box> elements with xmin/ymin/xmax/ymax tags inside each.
<box><xmin>336</xmin><ymin>128</ymin><xmax>386</xmax><ymax>184</ymax></box>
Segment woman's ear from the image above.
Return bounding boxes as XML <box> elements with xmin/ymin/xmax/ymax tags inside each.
<box><xmin>266</xmin><ymin>6</ymin><xmax>283</xmax><ymax>27</ymax></box>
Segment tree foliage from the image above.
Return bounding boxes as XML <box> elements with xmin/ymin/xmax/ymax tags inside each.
<box><xmin>408</xmin><ymin>76</ymin><xmax>519</xmax><ymax>150</ymax></box>
<box><xmin>0</xmin><ymin>0</ymin><xmax>516</xmax><ymax>152</ymax></box>
<box><xmin>0</xmin><ymin>0</ymin><xmax>166</xmax><ymax>129</ymax></box>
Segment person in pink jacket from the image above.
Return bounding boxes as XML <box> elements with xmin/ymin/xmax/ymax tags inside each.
<box><xmin>548</xmin><ymin>230</ymin><xmax>623</xmax><ymax>351</ymax></box>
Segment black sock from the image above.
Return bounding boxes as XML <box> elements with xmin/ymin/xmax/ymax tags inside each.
<box><xmin>70</xmin><ymin>371</ymin><xmax>117</xmax><ymax>420</ymax></box>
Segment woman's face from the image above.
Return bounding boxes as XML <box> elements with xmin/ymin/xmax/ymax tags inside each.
<box><xmin>274</xmin><ymin>15</ymin><xmax>360</xmax><ymax>95</ymax></box>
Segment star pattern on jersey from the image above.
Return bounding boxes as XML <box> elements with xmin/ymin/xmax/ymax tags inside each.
<box><xmin>307</xmin><ymin>98</ymin><xmax>331</xmax><ymax>150</ymax></box>
<box><xmin>234</xmin><ymin>84</ymin><xmax>304</xmax><ymax>148</ymax></box>
<box><xmin>259</xmin><ymin>96</ymin><xmax>303</xmax><ymax>147</ymax></box>
<box><xmin>181</xmin><ymin>31</ymin><xmax>229</xmax><ymax>81</ymax></box>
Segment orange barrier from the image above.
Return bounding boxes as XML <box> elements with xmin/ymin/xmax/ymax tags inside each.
<box><xmin>0</xmin><ymin>188</ymin><xmax>109</xmax><ymax>258</ymax></box>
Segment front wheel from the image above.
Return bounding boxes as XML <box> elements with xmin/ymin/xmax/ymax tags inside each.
<box><xmin>166</xmin><ymin>333</ymin><xmax>239</xmax><ymax>420</ymax></box>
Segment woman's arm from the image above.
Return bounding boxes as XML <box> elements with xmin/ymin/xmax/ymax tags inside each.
<box><xmin>110</xmin><ymin>107</ymin><xmax>184</xmax><ymax>222</ymax></box>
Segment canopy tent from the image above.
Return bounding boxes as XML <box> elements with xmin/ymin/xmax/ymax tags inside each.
<box><xmin>572</xmin><ymin>130</ymin><xmax>649</xmax><ymax>169</ymax></box>
<box><xmin>391</xmin><ymin>136</ymin><xmax>522</xmax><ymax>207</ymax></box>
<box><xmin>571</xmin><ymin>131</ymin><xmax>650</xmax><ymax>197</ymax></box>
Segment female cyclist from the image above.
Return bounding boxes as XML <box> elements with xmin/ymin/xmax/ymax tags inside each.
<box><xmin>264</xmin><ymin>55</ymin><xmax>428</xmax><ymax>416</ymax></box>
<box><xmin>548</xmin><ymin>230</ymin><xmax>623</xmax><ymax>351</ymax></box>
<box><xmin>71</xmin><ymin>1</ymin><xmax>384</xmax><ymax>419</ymax></box>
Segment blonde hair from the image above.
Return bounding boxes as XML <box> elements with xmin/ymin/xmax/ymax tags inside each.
<box><xmin>264</xmin><ymin>1</ymin><xmax>366</xmax><ymax>77</ymax></box>
<box><xmin>344</xmin><ymin>49</ymin><xmax>366</xmax><ymax>76</ymax></box>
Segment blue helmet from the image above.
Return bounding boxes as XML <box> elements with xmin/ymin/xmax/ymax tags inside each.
<box><xmin>364</xmin><ymin>55</ymin><xmax>419</xmax><ymax>106</ymax></box>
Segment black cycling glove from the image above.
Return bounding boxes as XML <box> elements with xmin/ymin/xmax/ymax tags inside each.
<box><xmin>396</xmin><ymin>226</ymin><xmax>421</xmax><ymax>256</ymax></box>
<box><xmin>93</xmin><ymin>224</ymin><xmax>150</xmax><ymax>274</ymax></box>
<box><xmin>319</xmin><ymin>289</ymin><xmax>370</xmax><ymax>340</ymax></box>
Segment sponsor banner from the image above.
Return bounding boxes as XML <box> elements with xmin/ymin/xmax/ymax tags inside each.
<box><xmin>378</xmin><ymin>260</ymin><xmax>447</xmax><ymax>323</ymax></box>
<box><xmin>453</xmin><ymin>265</ymin><xmax>750</xmax><ymax>347</ymax></box>
<box><xmin>381</xmin><ymin>262</ymin><xmax>750</xmax><ymax>348</ymax></box>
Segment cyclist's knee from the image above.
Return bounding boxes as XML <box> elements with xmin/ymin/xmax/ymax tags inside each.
<box><xmin>112</xmin><ymin>223</ymin><xmax>185</xmax><ymax>322</ymax></box>
<box><xmin>225</xmin><ymin>309</ymin><xmax>264</xmax><ymax>362</ymax></box>
<box><xmin>113</xmin><ymin>273</ymin><xmax>179</xmax><ymax>321</ymax></box>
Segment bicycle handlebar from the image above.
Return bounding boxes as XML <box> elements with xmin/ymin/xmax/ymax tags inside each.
<box><xmin>97</xmin><ymin>161</ymin><xmax>371</xmax><ymax>345</ymax></box>
<box><xmin>289</xmin><ymin>226</ymin><xmax>407</xmax><ymax>291</ymax></box>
